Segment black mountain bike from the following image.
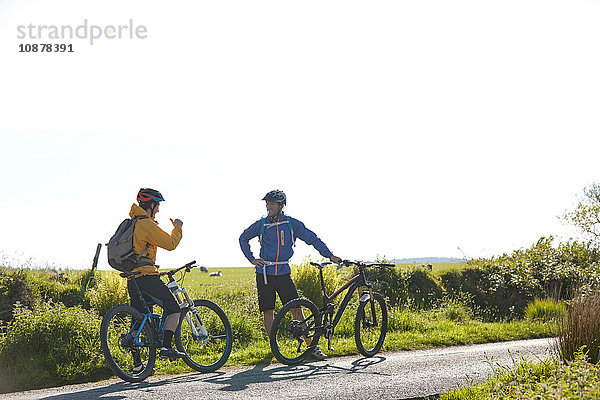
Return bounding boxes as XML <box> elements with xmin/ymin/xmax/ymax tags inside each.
<box><xmin>100</xmin><ymin>261</ymin><xmax>233</xmax><ymax>382</ymax></box>
<box><xmin>269</xmin><ymin>260</ymin><xmax>394</xmax><ymax>365</ymax></box>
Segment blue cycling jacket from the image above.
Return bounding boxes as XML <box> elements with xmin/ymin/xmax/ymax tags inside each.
<box><xmin>239</xmin><ymin>213</ymin><xmax>333</xmax><ymax>276</ymax></box>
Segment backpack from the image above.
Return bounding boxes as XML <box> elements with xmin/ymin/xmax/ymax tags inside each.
<box><xmin>107</xmin><ymin>216</ymin><xmax>154</xmax><ymax>272</ymax></box>
<box><xmin>258</xmin><ymin>215</ymin><xmax>295</xmax><ymax>247</ymax></box>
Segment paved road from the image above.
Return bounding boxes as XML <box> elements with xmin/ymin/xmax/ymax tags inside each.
<box><xmin>2</xmin><ymin>338</ymin><xmax>555</xmax><ymax>400</ymax></box>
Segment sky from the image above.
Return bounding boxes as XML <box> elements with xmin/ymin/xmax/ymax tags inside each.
<box><xmin>1</xmin><ymin>0</ymin><xmax>599</xmax><ymax>270</ymax></box>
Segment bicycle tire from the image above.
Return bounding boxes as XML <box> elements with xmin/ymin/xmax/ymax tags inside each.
<box><xmin>270</xmin><ymin>298</ymin><xmax>320</xmax><ymax>365</ymax></box>
<box><xmin>354</xmin><ymin>292</ymin><xmax>388</xmax><ymax>357</ymax></box>
<box><xmin>100</xmin><ymin>304</ymin><xmax>157</xmax><ymax>382</ymax></box>
<box><xmin>175</xmin><ymin>299</ymin><xmax>233</xmax><ymax>372</ymax></box>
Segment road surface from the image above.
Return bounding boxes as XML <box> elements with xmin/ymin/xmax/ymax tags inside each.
<box><xmin>2</xmin><ymin>338</ymin><xmax>555</xmax><ymax>400</ymax></box>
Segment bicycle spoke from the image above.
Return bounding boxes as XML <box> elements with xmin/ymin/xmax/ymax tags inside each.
<box><xmin>270</xmin><ymin>298</ymin><xmax>320</xmax><ymax>365</ymax></box>
<box><xmin>176</xmin><ymin>299</ymin><xmax>232</xmax><ymax>372</ymax></box>
<box><xmin>100</xmin><ymin>305</ymin><xmax>156</xmax><ymax>382</ymax></box>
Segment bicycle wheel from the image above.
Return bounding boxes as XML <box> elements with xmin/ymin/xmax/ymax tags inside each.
<box><xmin>354</xmin><ymin>292</ymin><xmax>388</xmax><ymax>357</ymax></box>
<box><xmin>175</xmin><ymin>299</ymin><xmax>233</xmax><ymax>372</ymax></box>
<box><xmin>100</xmin><ymin>304</ymin><xmax>156</xmax><ymax>382</ymax></box>
<box><xmin>270</xmin><ymin>298</ymin><xmax>320</xmax><ymax>365</ymax></box>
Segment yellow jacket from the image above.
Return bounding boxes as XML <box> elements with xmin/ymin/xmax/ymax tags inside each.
<box><xmin>129</xmin><ymin>203</ymin><xmax>183</xmax><ymax>276</ymax></box>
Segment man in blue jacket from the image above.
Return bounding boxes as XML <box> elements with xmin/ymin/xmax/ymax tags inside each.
<box><xmin>239</xmin><ymin>189</ymin><xmax>342</xmax><ymax>360</ymax></box>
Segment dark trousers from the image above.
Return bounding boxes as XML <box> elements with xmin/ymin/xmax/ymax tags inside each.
<box><xmin>127</xmin><ymin>275</ymin><xmax>180</xmax><ymax>315</ymax></box>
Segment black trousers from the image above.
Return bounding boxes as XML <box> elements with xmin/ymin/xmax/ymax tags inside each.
<box><xmin>127</xmin><ymin>275</ymin><xmax>180</xmax><ymax>315</ymax></box>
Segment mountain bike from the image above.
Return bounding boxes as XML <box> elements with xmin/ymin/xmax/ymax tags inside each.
<box><xmin>100</xmin><ymin>261</ymin><xmax>233</xmax><ymax>382</ymax></box>
<box><xmin>269</xmin><ymin>260</ymin><xmax>394</xmax><ymax>365</ymax></box>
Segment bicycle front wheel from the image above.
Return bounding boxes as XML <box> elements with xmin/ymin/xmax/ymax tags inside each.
<box><xmin>354</xmin><ymin>292</ymin><xmax>388</xmax><ymax>357</ymax></box>
<box><xmin>270</xmin><ymin>298</ymin><xmax>320</xmax><ymax>365</ymax></box>
<box><xmin>175</xmin><ymin>299</ymin><xmax>233</xmax><ymax>372</ymax></box>
<box><xmin>100</xmin><ymin>304</ymin><xmax>156</xmax><ymax>382</ymax></box>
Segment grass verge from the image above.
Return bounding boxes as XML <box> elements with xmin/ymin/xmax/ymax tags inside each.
<box><xmin>441</xmin><ymin>348</ymin><xmax>600</xmax><ymax>400</ymax></box>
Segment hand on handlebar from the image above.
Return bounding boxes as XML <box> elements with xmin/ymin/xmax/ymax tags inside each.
<box><xmin>329</xmin><ymin>255</ymin><xmax>342</xmax><ymax>264</ymax></box>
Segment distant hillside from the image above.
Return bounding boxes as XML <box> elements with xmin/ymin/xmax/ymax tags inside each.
<box><xmin>390</xmin><ymin>257</ymin><xmax>465</xmax><ymax>264</ymax></box>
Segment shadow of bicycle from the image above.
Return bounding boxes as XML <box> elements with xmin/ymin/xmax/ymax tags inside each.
<box><xmin>34</xmin><ymin>356</ymin><xmax>386</xmax><ymax>399</ymax></box>
<box><xmin>205</xmin><ymin>355</ymin><xmax>388</xmax><ymax>392</ymax></box>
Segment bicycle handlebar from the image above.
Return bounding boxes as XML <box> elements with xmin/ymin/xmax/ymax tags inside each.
<box><xmin>160</xmin><ymin>260</ymin><xmax>198</xmax><ymax>276</ymax></box>
<box><xmin>310</xmin><ymin>260</ymin><xmax>395</xmax><ymax>269</ymax></box>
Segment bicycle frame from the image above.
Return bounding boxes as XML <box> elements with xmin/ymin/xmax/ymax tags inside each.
<box><xmin>127</xmin><ymin>263</ymin><xmax>209</xmax><ymax>348</ymax></box>
<box><xmin>316</xmin><ymin>263</ymin><xmax>376</xmax><ymax>333</ymax></box>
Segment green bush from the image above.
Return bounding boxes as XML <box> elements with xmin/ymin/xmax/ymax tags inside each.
<box><xmin>441</xmin><ymin>237</ymin><xmax>600</xmax><ymax>321</ymax></box>
<box><xmin>0</xmin><ymin>302</ymin><xmax>107</xmax><ymax>393</ymax></box>
<box><xmin>440</xmin><ymin>266</ymin><xmax>534</xmax><ymax>321</ymax></box>
<box><xmin>85</xmin><ymin>272</ymin><xmax>129</xmax><ymax>316</ymax></box>
<box><xmin>0</xmin><ymin>267</ymin><xmax>93</xmax><ymax>323</ymax></box>
<box><xmin>292</xmin><ymin>260</ymin><xmax>343</xmax><ymax>307</ymax></box>
<box><xmin>524</xmin><ymin>298</ymin><xmax>566</xmax><ymax>322</ymax></box>
<box><xmin>0</xmin><ymin>268</ymin><xmax>37</xmax><ymax>323</ymax></box>
<box><xmin>366</xmin><ymin>266</ymin><xmax>442</xmax><ymax>309</ymax></box>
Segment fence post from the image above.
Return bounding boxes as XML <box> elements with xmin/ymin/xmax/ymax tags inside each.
<box><xmin>91</xmin><ymin>243</ymin><xmax>102</xmax><ymax>273</ymax></box>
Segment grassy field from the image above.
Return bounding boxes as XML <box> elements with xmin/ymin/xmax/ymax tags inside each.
<box><xmin>177</xmin><ymin>262</ymin><xmax>467</xmax><ymax>288</ymax></box>
<box><xmin>181</xmin><ymin>266</ymin><xmax>255</xmax><ymax>285</ymax></box>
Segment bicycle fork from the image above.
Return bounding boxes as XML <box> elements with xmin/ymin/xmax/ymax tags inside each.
<box><xmin>359</xmin><ymin>288</ymin><xmax>378</xmax><ymax>327</ymax></box>
<box><xmin>169</xmin><ymin>283</ymin><xmax>209</xmax><ymax>341</ymax></box>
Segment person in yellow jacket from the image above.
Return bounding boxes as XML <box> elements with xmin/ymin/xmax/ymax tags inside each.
<box><xmin>127</xmin><ymin>188</ymin><xmax>184</xmax><ymax>367</ymax></box>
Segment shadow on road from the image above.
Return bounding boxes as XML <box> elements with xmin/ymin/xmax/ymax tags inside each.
<box><xmin>36</xmin><ymin>356</ymin><xmax>388</xmax><ymax>399</ymax></box>
<box><xmin>36</xmin><ymin>372</ymin><xmax>226</xmax><ymax>400</ymax></box>
<box><xmin>204</xmin><ymin>355</ymin><xmax>389</xmax><ymax>392</ymax></box>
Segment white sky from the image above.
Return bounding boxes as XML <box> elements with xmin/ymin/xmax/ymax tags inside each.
<box><xmin>1</xmin><ymin>0</ymin><xmax>599</xmax><ymax>270</ymax></box>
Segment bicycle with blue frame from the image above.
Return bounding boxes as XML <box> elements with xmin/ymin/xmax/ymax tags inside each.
<box><xmin>269</xmin><ymin>260</ymin><xmax>394</xmax><ymax>365</ymax></box>
<box><xmin>100</xmin><ymin>261</ymin><xmax>233</xmax><ymax>382</ymax></box>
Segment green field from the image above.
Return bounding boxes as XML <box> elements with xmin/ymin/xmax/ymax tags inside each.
<box><xmin>175</xmin><ymin>262</ymin><xmax>467</xmax><ymax>289</ymax></box>
<box><xmin>180</xmin><ymin>266</ymin><xmax>255</xmax><ymax>286</ymax></box>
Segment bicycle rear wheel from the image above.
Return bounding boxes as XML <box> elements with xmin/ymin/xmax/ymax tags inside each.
<box><xmin>175</xmin><ymin>299</ymin><xmax>233</xmax><ymax>372</ymax></box>
<box><xmin>270</xmin><ymin>298</ymin><xmax>320</xmax><ymax>365</ymax></box>
<box><xmin>354</xmin><ymin>292</ymin><xmax>388</xmax><ymax>357</ymax></box>
<box><xmin>100</xmin><ymin>304</ymin><xmax>156</xmax><ymax>382</ymax></box>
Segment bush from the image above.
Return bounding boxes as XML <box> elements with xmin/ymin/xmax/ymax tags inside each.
<box><xmin>0</xmin><ymin>267</ymin><xmax>93</xmax><ymax>323</ymax></box>
<box><xmin>367</xmin><ymin>266</ymin><xmax>442</xmax><ymax>309</ymax></box>
<box><xmin>557</xmin><ymin>293</ymin><xmax>600</xmax><ymax>364</ymax></box>
<box><xmin>524</xmin><ymin>298</ymin><xmax>566</xmax><ymax>322</ymax></box>
<box><xmin>441</xmin><ymin>265</ymin><xmax>537</xmax><ymax>321</ymax></box>
<box><xmin>86</xmin><ymin>272</ymin><xmax>129</xmax><ymax>316</ymax></box>
<box><xmin>441</xmin><ymin>237</ymin><xmax>600</xmax><ymax>321</ymax></box>
<box><xmin>292</xmin><ymin>260</ymin><xmax>343</xmax><ymax>307</ymax></box>
<box><xmin>0</xmin><ymin>302</ymin><xmax>106</xmax><ymax>393</ymax></box>
<box><xmin>0</xmin><ymin>268</ymin><xmax>37</xmax><ymax>323</ymax></box>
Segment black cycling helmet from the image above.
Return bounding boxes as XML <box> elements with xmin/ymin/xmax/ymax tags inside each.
<box><xmin>137</xmin><ymin>188</ymin><xmax>165</xmax><ymax>207</ymax></box>
<box><xmin>262</xmin><ymin>189</ymin><xmax>286</xmax><ymax>205</ymax></box>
